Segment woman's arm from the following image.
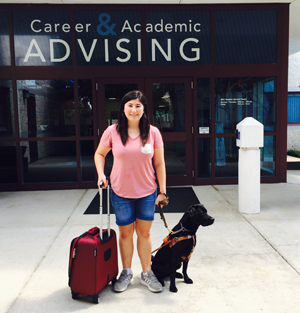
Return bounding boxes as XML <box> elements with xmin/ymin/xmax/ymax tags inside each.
<box><xmin>153</xmin><ymin>146</ymin><xmax>167</xmax><ymax>206</ymax></box>
<box><xmin>94</xmin><ymin>142</ymin><xmax>111</xmax><ymax>191</ymax></box>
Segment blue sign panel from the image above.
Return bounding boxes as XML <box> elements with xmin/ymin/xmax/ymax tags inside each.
<box><xmin>0</xmin><ymin>10</ymin><xmax>10</xmax><ymax>66</ymax></box>
<box><xmin>145</xmin><ymin>10</ymin><xmax>211</xmax><ymax>65</ymax></box>
<box><xmin>13</xmin><ymin>10</ymin><xmax>72</xmax><ymax>66</ymax></box>
<box><xmin>75</xmin><ymin>10</ymin><xmax>141</xmax><ymax>66</ymax></box>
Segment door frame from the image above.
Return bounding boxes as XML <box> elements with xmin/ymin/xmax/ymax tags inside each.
<box><xmin>145</xmin><ymin>77</ymin><xmax>194</xmax><ymax>186</ymax></box>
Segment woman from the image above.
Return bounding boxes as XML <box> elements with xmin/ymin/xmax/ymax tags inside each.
<box><xmin>94</xmin><ymin>90</ymin><xmax>168</xmax><ymax>293</ymax></box>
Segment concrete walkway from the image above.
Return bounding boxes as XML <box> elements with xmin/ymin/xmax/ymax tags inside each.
<box><xmin>1</xmin><ymin>171</ymin><xmax>300</xmax><ymax>313</ymax></box>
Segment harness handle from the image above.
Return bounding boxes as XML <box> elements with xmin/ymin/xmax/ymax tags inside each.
<box><xmin>157</xmin><ymin>197</ymin><xmax>173</xmax><ymax>234</ymax></box>
<box><xmin>151</xmin><ymin>234</ymin><xmax>195</xmax><ymax>261</ymax></box>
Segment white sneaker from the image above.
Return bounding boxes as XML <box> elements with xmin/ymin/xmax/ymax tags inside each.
<box><xmin>113</xmin><ymin>270</ymin><xmax>133</xmax><ymax>292</ymax></box>
<box><xmin>140</xmin><ymin>270</ymin><xmax>163</xmax><ymax>292</ymax></box>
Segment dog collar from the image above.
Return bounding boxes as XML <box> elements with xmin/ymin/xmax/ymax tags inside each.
<box><xmin>171</xmin><ymin>222</ymin><xmax>192</xmax><ymax>235</ymax></box>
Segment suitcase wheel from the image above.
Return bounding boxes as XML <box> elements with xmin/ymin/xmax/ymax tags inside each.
<box><xmin>71</xmin><ymin>291</ymin><xmax>79</xmax><ymax>300</ymax></box>
<box><xmin>92</xmin><ymin>293</ymin><xmax>100</xmax><ymax>304</ymax></box>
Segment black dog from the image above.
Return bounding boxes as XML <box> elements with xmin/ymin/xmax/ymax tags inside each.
<box><xmin>151</xmin><ymin>204</ymin><xmax>214</xmax><ymax>292</ymax></box>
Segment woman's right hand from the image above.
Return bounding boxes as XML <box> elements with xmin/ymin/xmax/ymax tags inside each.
<box><xmin>97</xmin><ymin>175</ymin><xmax>108</xmax><ymax>194</ymax></box>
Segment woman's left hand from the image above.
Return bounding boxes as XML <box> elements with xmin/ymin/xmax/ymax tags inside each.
<box><xmin>156</xmin><ymin>192</ymin><xmax>169</xmax><ymax>207</ymax></box>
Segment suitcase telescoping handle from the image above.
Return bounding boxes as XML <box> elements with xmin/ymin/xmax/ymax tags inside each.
<box><xmin>99</xmin><ymin>181</ymin><xmax>110</xmax><ymax>240</ymax></box>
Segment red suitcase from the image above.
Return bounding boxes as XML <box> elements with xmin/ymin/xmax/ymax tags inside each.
<box><xmin>68</xmin><ymin>184</ymin><xmax>118</xmax><ymax>304</ymax></box>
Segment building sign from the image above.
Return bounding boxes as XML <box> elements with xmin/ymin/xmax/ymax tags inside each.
<box><xmin>199</xmin><ymin>127</ymin><xmax>209</xmax><ymax>134</ymax></box>
<box><xmin>145</xmin><ymin>10</ymin><xmax>210</xmax><ymax>65</ymax></box>
<box><xmin>220</xmin><ymin>98</ymin><xmax>253</xmax><ymax>106</ymax></box>
<box><xmin>75</xmin><ymin>10</ymin><xmax>141</xmax><ymax>66</ymax></box>
<box><xmin>13</xmin><ymin>10</ymin><xmax>72</xmax><ymax>66</ymax></box>
<box><xmin>12</xmin><ymin>9</ymin><xmax>210</xmax><ymax>66</ymax></box>
<box><xmin>8</xmin><ymin>8</ymin><xmax>278</xmax><ymax>66</ymax></box>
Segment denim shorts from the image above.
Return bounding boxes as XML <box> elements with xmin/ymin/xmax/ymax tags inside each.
<box><xmin>110</xmin><ymin>189</ymin><xmax>157</xmax><ymax>226</ymax></box>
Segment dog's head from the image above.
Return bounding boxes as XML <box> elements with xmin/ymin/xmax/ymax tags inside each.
<box><xmin>180</xmin><ymin>204</ymin><xmax>215</xmax><ymax>231</ymax></box>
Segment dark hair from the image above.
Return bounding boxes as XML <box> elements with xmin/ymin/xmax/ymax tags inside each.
<box><xmin>116</xmin><ymin>90</ymin><xmax>150</xmax><ymax>146</ymax></box>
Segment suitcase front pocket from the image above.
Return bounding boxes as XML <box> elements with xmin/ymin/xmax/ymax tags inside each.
<box><xmin>104</xmin><ymin>248</ymin><xmax>111</xmax><ymax>261</ymax></box>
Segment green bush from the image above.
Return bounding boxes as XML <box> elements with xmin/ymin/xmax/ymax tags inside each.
<box><xmin>287</xmin><ymin>149</ymin><xmax>300</xmax><ymax>158</ymax></box>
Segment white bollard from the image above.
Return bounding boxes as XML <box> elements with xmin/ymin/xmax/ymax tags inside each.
<box><xmin>238</xmin><ymin>147</ymin><xmax>260</xmax><ymax>214</ymax></box>
<box><xmin>236</xmin><ymin>117</ymin><xmax>264</xmax><ymax>214</ymax></box>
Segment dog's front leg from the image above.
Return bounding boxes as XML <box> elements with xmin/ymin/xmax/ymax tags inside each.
<box><xmin>182</xmin><ymin>260</ymin><xmax>193</xmax><ymax>284</ymax></box>
<box><xmin>169</xmin><ymin>257</ymin><xmax>181</xmax><ymax>292</ymax></box>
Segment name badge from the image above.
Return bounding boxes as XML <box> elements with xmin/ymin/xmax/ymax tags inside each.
<box><xmin>141</xmin><ymin>143</ymin><xmax>152</xmax><ymax>154</ymax></box>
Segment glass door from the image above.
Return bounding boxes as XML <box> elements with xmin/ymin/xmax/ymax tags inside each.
<box><xmin>96</xmin><ymin>78</ymin><xmax>144</xmax><ymax>176</ymax></box>
<box><xmin>146</xmin><ymin>78</ymin><xmax>193</xmax><ymax>185</ymax></box>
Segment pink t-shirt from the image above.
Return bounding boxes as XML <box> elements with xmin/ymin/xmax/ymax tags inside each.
<box><xmin>100</xmin><ymin>124</ymin><xmax>163</xmax><ymax>198</ymax></box>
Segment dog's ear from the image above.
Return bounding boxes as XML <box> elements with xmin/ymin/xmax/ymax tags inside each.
<box><xmin>180</xmin><ymin>205</ymin><xmax>197</xmax><ymax>226</ymax></box>
<box><xmin>188</xmin><ymin>206</ymin><xmax>196</xmax><ymax>217</ymax></box>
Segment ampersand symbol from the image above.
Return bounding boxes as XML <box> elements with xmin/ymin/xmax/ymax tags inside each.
<box><xmin>97</xmin><ymin>13</ymin><xmax>116</xmax><ymax>36</ymax></box>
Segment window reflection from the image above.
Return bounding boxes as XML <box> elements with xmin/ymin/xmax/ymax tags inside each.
<box><xmin>0</xmin><ymin>11</ymin><xmax>10</xmax><ymax>66</ymax></box>
<box><xmin>0</xmin><ymin>80</ymin><xmax>15</xmax><ymax>138</ymax></box>
<box><xmin>80</xmin><ymin>140</ymin><xmax>95</xmax><ymax>182</ymax></box>
<box><xmin>17</xmin><ymin>80</ymin><xmax>75</xmax><ymax>138</ymax></box>
<box><xmin>198</xmin><ymin>138</ymin><xmax>211</xmax><ymax>178</ymax></box>
<box><xmin>164</xmin><ymin>142</ymin><xmax>186</xmax><ymax>175</ymax></box>
<box><xmin>0</xmin><ymin>142</ymin><xmax>18</xmax><ymax>184</ymax></box>
<box><xmin>215</xmin><ymin>137</ymin><xmax>238</xmax><ymax>178</ymax></box>
<box><xmin>261</xmin><ymin>136</ymin><xmax>275</xmax><ymax>177</ymax></box>
<box><xmin>79</xmin><ymin>80</ymin><xmax>93</xmax><ymax>136</ymax></box>
<box><xmin>152</xmin><ymin>83</ymin><xmax>185</xmax><ymax>132</ymax></box>
<box><xmin>215</xmin><ymin>136</ymin><xmax>226</xmax><ymax>166</ymax></box>
<box><xmin>214</xmin><ymin>136</ymin><xmax>275</xmax><ymax>178</ymax></box>
<box><xmin>21</xmin><ymin>141</ymin><xmax>77</xmax><ymax>183</ymax></box>
<box><xmin>215</xmin><ymin>77</ymin><xmax>276</xmax><ymax>133</ymax></box>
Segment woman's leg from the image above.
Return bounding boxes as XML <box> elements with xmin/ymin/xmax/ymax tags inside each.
<box><xmin>135</xmin><ymin>219</ymin><xmax>153</xmax><ymax>273</ymax></box>
<box><xmin>136</xmin><ymin>218</ymin><xmax>163</xmax><ymax>292</ymax></box>
<box><xmin>119</xmin><ymin>223</ymin><xmax>135</xmax><ymax>269</ymax></box>
<box><xmin>113</xmin><ymin>223</ymin><xmax>135</xmax><ymax>292</ymax></box>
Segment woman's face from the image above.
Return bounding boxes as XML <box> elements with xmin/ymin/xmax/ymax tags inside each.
<box><xmin>123</xmin><ymin>99</ymin><xmax>144</xmax><ymax>122</ymax></box>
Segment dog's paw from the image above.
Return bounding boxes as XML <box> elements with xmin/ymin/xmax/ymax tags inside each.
<box><xmin>184</xmin><ymin>277</ymin><xmax>193</xmax><ymax>284</ymax></box>
<box><xmin>159</xmin><ymin>279</ymin><xmax>165</xmax><ymax>287</ymax></box>
<box><xmin>169</xmin><ymin>285</ymin><xmax>178</xmax><ymax>293</ymax></box>
<box><xmin>176</xmin><ymin>272</ymin><xmax>183</xmax><ymax>279</ymax></box>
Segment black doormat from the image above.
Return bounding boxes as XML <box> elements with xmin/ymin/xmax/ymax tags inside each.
<box><xmin>287</xmin><ymin>162</ymin><xmax>300</xmax><ymax>170</ymax></box>
<box><xmin>83</xmin><ymin>187</ymin><xmax>200</xmax><ymax>215</ymax></box>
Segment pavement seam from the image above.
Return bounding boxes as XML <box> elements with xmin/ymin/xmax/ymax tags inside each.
<box><xmin>211</xmin><ymin>185</ymin><xmax>300</xmax><ymax>277</ymax></box>
<box><xmin>240</xmin><ymin>216</ymin><xmax>300</xmax><ymax>276</ymax></box>
<box><xmin>6</xmin><ymin>189</ymin><xmax>88</xmax><ymax>313</ymax></box>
